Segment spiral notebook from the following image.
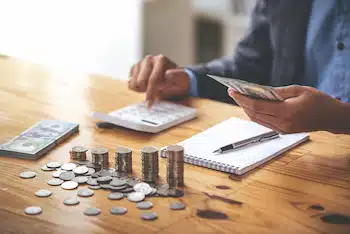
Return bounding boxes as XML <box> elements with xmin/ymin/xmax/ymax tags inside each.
<box><xmin>162</xmin><ymin>118</ymin><xmax>309</xmax><ymax>175</ymax></box>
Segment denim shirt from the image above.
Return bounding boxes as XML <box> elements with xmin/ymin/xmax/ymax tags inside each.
<box><xmin>304</xmin><ymin>0</ymin><xmax>350</xmax><ymax>102</ymax></box>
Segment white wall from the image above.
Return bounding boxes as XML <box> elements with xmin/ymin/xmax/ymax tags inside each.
<box><xmin>0</xmin><ymin>0</ymin><xmax>143</xmax><ymax>79</ymax></box>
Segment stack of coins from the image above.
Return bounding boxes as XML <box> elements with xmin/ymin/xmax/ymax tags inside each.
<box><xmin>166</xmin><ymin>145</ymin><xmax>184</xmax><ymax>187</ymax></box>
<box><xmin>115</xmin><ymin>147</ymin><xmax>132</xmax><ymax>175</ymax></box>
<box><xmin>69</xmin><ymin>146</ymin><xmax>88</xmax><ymax>161</ymax></box>
<box><xmin>140</xmin><ymin>146</ymin><xmax>159</xmax><ymax>183</ymax></box>
<box><xmin>91</xmin><ymin>148</ymin><xmax>109</xmax><ymax>169</ymax></box>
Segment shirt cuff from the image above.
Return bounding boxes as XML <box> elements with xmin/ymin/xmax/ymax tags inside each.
<box><xmin>184</xmin><ymin>68</ymin><xmax>199</xmax><ymax>97</ymax></box>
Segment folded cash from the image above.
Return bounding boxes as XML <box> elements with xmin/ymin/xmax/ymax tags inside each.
<box><xmin>0</xmin><ymin>120</ymin><xmax>79</xmax><ymax>160</ymax></box>
<box><xmin>207</xmin><ymin>74</ymin><xmax>284</xmax><ymax>101</ymax></box>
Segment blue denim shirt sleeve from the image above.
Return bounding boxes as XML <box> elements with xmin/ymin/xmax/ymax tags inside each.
<box><xmin>184</xmin><ymin>68</ymin><xmax>199</xmax><ymax>97</ymax></box>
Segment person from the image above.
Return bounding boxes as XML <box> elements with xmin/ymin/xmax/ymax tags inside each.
<box><xmin>128</xmin><ymin>0</ymin><xmax>350</xmax><ymax>134</ymax></box>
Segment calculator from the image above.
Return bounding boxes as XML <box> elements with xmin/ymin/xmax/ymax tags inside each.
<box><xmin>92</xmin><ymin>101</ymin><xmax>197</xmax><ymax>133</ymax></box>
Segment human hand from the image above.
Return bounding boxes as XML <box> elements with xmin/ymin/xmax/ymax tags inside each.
<box><xmin>228</xmin><ymin>85</ymin><xmax>348</xmax><ymax>134</ymax></box>
<box><xmin>128</xmin><ymin>54</ymin><xmax>190</xmax><ymax>107</ymax></box>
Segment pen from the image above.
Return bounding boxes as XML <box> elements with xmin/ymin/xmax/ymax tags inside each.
<box><xmin>212</xmin><ymin>131</ymin><xmax>280</xmax><ymax>154</ymax></box>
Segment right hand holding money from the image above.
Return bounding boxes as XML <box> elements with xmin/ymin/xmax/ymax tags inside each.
<box><xmin>128</xmin><ymin>54</ymin><xmax>190</xmax><ymax>107</ymax></box>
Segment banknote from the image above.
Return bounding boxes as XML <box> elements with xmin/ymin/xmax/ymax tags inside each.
<box><xmin>0</xmin><ymin>120</ymin><xmax>79</xmax><ymax>160</ymax></box>
<box><xmin>207</xmin><ymin>74</ymin><xmax>284</xmax><ymax>101</ymax></box>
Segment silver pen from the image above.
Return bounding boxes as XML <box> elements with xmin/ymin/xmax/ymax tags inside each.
<box><xmin>212</xmin><ymin>131</ymin><xmax>280</xmax><ymax>154</ymax></box>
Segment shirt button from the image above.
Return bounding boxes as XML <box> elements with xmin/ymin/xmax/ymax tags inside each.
<box><xmin>337</xmin><ymin>42</ymin><xmax>345</xmax><ymax>50</ymax></box>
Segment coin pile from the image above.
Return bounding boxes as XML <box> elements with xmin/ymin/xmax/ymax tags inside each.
<box><xmin>166</xmin><ymin>145</ymin><xmax>184</xmax><ymax>187</ymax></box>
<box><xmin>91</xmin><ymin>147</ymin><xmax>109</xmax><ymax>169</ymax></box>
<box><xmin>140</xmin><ymin>146</ymin><xmax>159</xmax><ymax>183</ymax></box>
<box><xmin>115</xmin><ymin>147</ymin><xmax>132</xmax><ymax>175</ymax></box>
<box><xmin>69</xmin><ymin>146</ymin><xmax>88</xmax><ymax>161</ymax></box>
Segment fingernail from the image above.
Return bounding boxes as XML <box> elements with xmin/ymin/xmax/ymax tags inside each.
<box><xmin>227</xmin><ymin>88</ymin><xmax>234</xmax><ymax>95</ymax></box>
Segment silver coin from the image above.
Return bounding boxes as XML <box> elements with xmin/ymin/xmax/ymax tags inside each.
<box><xmin>41</xmin><ymin>165</ymin><xmax>55</xmax><ymax>171</ymax></box>
<box><xmin>77</xmin><ymin>189</ymin><xmax>94</xmax><ymax>197</ymax></box>
<box><xmin>24</xmin><ymin>206</ymin><xmax>42</xmax><ymax>215</ymax></box>
<box><xmin>76</xmin><ymin>160</ymin><xmax>91</xmax><ymax>165</ymax></box>
<box><xmin>73</xmin><ymin>166</ymin><xmax>89</xmax><ymax>175</ymax></box>
<box><xmin>19</xmin><ymin>171</ymin><xmax>36</xmax><ymax>179</ymax></box>
<box><xmin>61</xmin><ymin>181</ymin><xmax>79</xmax><ymax>190</ymax></box>
<box><xmin>91</xmin><ymin>173</ymin><xmax>100</xmax><ymax>178</ymax></box>
<box><xmin>110</xmin><ymin>206</ymin><xmax>127</xmax><ymax>215</ymax></box>
<box><xmin>52</xmin><ymin>170</ymin><xmax>64</xmax><ymax>178</ymax></box>
<box><xmin>72</xmin><ymin>146</ymin><xmax>88</xmax><ymax>153</ymax></box>
<box><xmin>136</xmin><ymin>201</ymin><xmax>153</xmax><ymax>210</ymax></box>
<box><xmin>168</xmin><ymin>188</ymin><xmax>184</xmax><ymax>197</ymax></box>
<box><xmin>149</xmin><ymin>188</ymin><xmax>157</xmax><ymax>196</ymax></box>
<box><xmin>127</xmin><ymin>192</ymin><xmax>145</xmax><ymax>202</ymax></box>
<box><xmin>140</xmin><ymin>212</ymin><xmax>157</xmax><ymax>221</ymax></box>
<box><xmin>120</xmin><ymin>187</ymin><xmax>134</xmax><ymax>193</ymax></box>
<box><xmin>110</xmin><ymin>179</ymin><xmax>126</xmax><ymax>187</ymax></box>
<box><xmin>97</xmin><ymin>176</ymin><xmax>112</xmax><ymax>184</ymax></box>
<box><xmin>46</xmin><ymin>161</ymin><xmax>62</xmax><ymax>169</ymax></box>
<box><xmin>98</xmin><ymin>170</ymin><xmax>111</xmax><ymax>177</ymax></box>
<box><xmin>86</xmin><ymin>163</ymin><xmax>101</xmax><ymax>170</ymax></box>
<box><xmin>84</xmin><ymin>207</ymin><xmax>101</xmax><ymax>216</ymax></box>
<box><xmin>169</xmin><ymin>202</ymin><xmax>185</xmax><ymax>210</ymax></box>
<box><xmin>61</xmin><ymin>163</ymin><xmax>77</xmax><ymax>171</ymax></box>
<box><xmin>107</xmin><ymin>192</ymin><xmax>124</xmax><ymax>200</ymax></box>
<box><xmin>87</xmin><ymin>178</ymin><xmax>99</xmax><ymax>186</ymax></box>
<box><xmin>108</xmin><ymin>168</ymin><xmax>116</xmax><ymax>173</ymax></box>
<box><xmin>84</xmin><ymin>168</ymin><xmax>95</xmax><ymax>176</ymax></box>
<box><xmin>63</xmin><ymin>197</ymin><xmax>80</xmax><ymax>206</ymax></box>
<box><xmin>100</xmin><ymin>184</ymin><xmax>111</xmax><ymax>190</ymax></box>
<box><xmin>134</xmin><ymin>183</ymin><xmax>152</xmax><ymax>195</ymax></box>
<box><xmin>88</xmin><ymin>185</ymin><xmax>101</xmax><ymax>190</ymax></box>
<box><xmin>59</xmin><ymin>171</ymin><xmax>75</xmax><ymax>181</ymax></box>
<box><xmin>110</xmin><ymin>185</ymin><xmax>127</xmax><ymax>191</ymax></box>
<box><xmin>35</xmin><ymin>189</ymin><xmax>52</xmax><ymax>197</ymax></box>
<box><xmin>111</xmin><ymin>171</ymin><xmax>120</xmax><ymax>177</ymax></box>
<box><xmin>126</xmin><ymin>179</ymin><xmax>138</xmax><ymax>187</ymax></box>
<box><xmin>47</xmin><ymin>178</ymin><xmax>63</xmax><ymax>186</ymax></box>
<box><xmin>72</xmin><ymin>176</ymin><xmax>89</xmax><ymax>184</ymax></box>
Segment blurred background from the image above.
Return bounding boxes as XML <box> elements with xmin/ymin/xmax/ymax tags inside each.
<box><xmin>0</xmin><ymin>0</ymin><xmax>256</xmax><ymax>80</ymax></box>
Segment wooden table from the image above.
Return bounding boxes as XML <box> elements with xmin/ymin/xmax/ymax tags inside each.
<box><xmin>0</xmin><ymin>57</ymin><xmax>350</xmax><ymax>234</ymax></box>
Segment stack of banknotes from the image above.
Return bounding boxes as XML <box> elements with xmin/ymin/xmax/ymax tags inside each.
<box><xmin>0</xmin><ymin>120</ymin><xmax>79</xmax><ymax>160</ymax></box>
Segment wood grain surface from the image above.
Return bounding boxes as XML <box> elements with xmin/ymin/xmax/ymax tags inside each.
<box><xmin>0</xmin><ymin>57</ymin><xmax>350</xmax><ymax>234</ymax></box>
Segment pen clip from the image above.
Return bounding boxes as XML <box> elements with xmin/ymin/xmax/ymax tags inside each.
<box><xmin>258</xmin><ymin>133</ymin><xmax>279</xmax><ymax>142</ymax></box>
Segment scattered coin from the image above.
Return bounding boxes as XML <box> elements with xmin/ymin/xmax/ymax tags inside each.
<box><xmin>136</xmin><ymin>201</ymin><xmax>153</xmax><ymax>210</ymax></box>
<box><xmin>140</xmin><ymin>212</ymin><xmax>158</xmax><ymax>221</ymax></box>
<box><xmin>110</xmin><ymin>179</ymin><xmax>126</xmax><ymax>187</ymax></box>
<box><xmin>110</xmin><ymin>206</ymin><xmax>127</xmax><ymax>215</ymax></box>
<box><xmin>87</xmin><ymin>178</ymin><xmax>99</xmax><ymax>186</ymax></box>
<box><xmin>134</xmin><ymin>183</ymin><xmax>153</xmax><ymax>195</ymax></box>
<box><xmin>72</xmin><ymin>176</ymin><xmax>89</xmax><ymax>184</ymax></box>
<box><xmin>149</xmin><ymin>188</ymin><xmax>158</xmax><ymax>196</ymax></box>
<box><xmin>127</xmin><ymin>192</ymin><xmax>145</xmax><ymax>202</ymax></box>
<box><xmin>86</xmin><ymin>163</ymin><xmax>101</xmax><ymax>170</ymax></box>
<box><xmin>126</xmin><ymin>179</ymin><xmax>138</xmax><ymax>187</ymax></box>
<box><xmin>19</xmin><ymin>171</ymin><xmax>36</xmax><ymax>179</ymax></box>
<box><xmin>47</xmin><ymin>178</ymin><xmax>64</xmax><ymax>186</ymax></box>
<box><xmin>41</xmin><ymin>165</ymin><xmax>55</xmax><ymax>171</ymax></box>
<box><xmin>46</xmin><ymin>161</ymin><xmax>62</xmax><ymax>169</ymax></box>
<box><xmin>98</xmin><ymin>170</ymin><xmax>112</xmax><ymax>177</ymax></box>
<box><xmin>24</xmin><ymin>206</ymin><xmax>42</xmax><ymax>215</ymax></box>
<box><xmin>77</xmin><ymin>189</ymin><xmax>94</xmax><ymax>197</ymax></box>
<box><xmin>169</xmin><ymin>202</ymin><xmax>185</xmax><ymax>210</ymax></box>
<box><xmin>63</xmin><ymin>197</ymin><xmax>80</xmax><ymax>206</ymax></box>
<box><xmin>100</xmin><ymin>184</ymin><xmax>111</xmax><ymax>190</ymax></box>
<box><xmin>61</xmin><ymin>163</ymin><xmax>77</xmax><ymax>171</ymax></box>
<box><xmin>52</xmin><ymin>170</ymin><xmax>64</xmax><ymax>178</ymax></box>
<box><xmin>91</xmin><ymin>173</ymin><xmax>100</xmax><ymax>178</ymax></box>
<box><xmin>107</xmin><ymin>192</ymin><xmax>124</xmax><ymax>200</ymax></box>
<box><xmin>111</xmin><ymin>171</ymin><xmax>120</xmax><ymax>177</ymax></box>
<box><xmin>59</xmin><ymin>171</ymin><xmax>75</xmax><ymax>181</ymax></box>
<box><xmin>110</xmin><ymin>185</ymin><xmax>127</xmax><ymax>191</ymax></box>
<box><xmin>97</xmin><ymin>176</ymin><xmax>113</xmax><ymax>184</ymax></box>
<box><xmin>35</xmin><ymin>189</ymin><xmax>52</xmax><ymax>197</ymax></box>
<box><xmin>120</xmin><ymin>187</ymin><xmax>134</xmax><ymax>193</ymax></box>
<box><xmin>84</xmin><ymin>207</ymin><xmax>101</xmax><ymax>216</ymax></box>
<box><xmin>88</xmin><ymin>185</ymin><xmax>101</xmax><ymax>190</ymax></box>
<box><xmin>61</xmin><ymin>181</ymin><xmax>79</xmax><ymax>190</ymax></box>
<box><xmin>73</xmin><ymin>166</ymin><xmax>89</xmax><ymax>175</ymax></box>
<box><xmin>84</xmin><ymin>168</ymin><xmax>96</xmax><ymax>176</ymax></box>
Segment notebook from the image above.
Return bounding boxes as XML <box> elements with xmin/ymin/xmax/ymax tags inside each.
<box><xmin>161</xmin><ymin>118</ymin><xmax>309</xmax><ymax>175</ymax></box>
